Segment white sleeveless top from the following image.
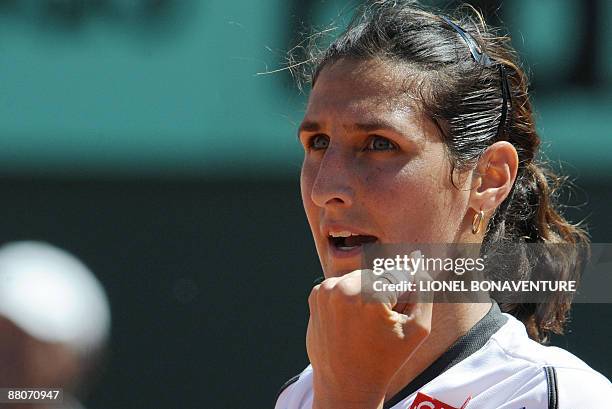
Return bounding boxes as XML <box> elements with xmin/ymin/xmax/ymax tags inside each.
<box><xmin>275</xmin><ymin>304</ymin><xmax>612</xmax><ymax>409</ymax></box>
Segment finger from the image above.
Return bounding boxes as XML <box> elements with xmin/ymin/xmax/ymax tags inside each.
<box><xmin>394</xmin><ymin>250</ymin><xmax>434</xmax><ymax>334</ymax></box>
<box><xmin>401</xmin><ymin>250</ymin><xmax>436</xmax><ymax>305</ymax></box>
<box><xmin>376</xmin><ymin>261</ymin><xmax>419</xmax><ymax>310</ymax></box>
<box><xmin>396</xmin><ymin>299</ymin><xmax>433</xmax><ymax>353</ymax></box>
<box><xmin>404</xmin><ymin>298</ymin><xmax>433</xmax><ymax>330</ymax></box>
<box><xmin>308</xmin><ymin>283</ymin><xmax>322</xmax><ymax>313</ymax></box>
<box><xmin>319</xmin><ymin>276</ymin><xmax>341</xmax><ymax>295</ymax></box>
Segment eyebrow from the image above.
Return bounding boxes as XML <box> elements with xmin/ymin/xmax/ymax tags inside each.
<box><xmin>297</xmin><ymin>121</ymin><xmax>321</xmax><ymax>138</ymax></box>
<box><xmin>297</xmin><ymin>119</ymin><xmax>404</xmax><ymax>139</ymax></box>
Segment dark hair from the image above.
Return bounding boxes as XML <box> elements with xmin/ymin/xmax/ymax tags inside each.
<box><xmin>294</xmin><ymin>0</ymin><xmax>590</xmax><ymax>342</ymax></box>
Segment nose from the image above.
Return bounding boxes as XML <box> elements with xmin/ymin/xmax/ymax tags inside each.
<box><xmin>309</xmin><ymin>148</ymin><xmax>355</xmax><ymax>208</ymax></box>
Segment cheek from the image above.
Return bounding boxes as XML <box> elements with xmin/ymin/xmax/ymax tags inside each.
<box><xmin>362</xmin><ymin>160</ymin><xmax>463</xmax><ymax>242</ymax></box>
<box><xmin>300</xmin><ymin>155</ymin><xmax>311</xmax><ymax>195</ymax></box>
<box><xmin>300</xmin><ymin>161</ymin><xmax>318</xmax><ymax>222</ymax></box>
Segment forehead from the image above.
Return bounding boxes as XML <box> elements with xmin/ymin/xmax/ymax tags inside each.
<box><xmin>305</xmin><ymin>58</ymin><xmax>424</xmax><ymax>124</ymax></box>
<box><xmin>303</xmin><ymin>58</ymin><xmax>435</xmax><ymax>138</ymax></box>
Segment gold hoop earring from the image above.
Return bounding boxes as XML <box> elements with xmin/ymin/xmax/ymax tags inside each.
<box><xmin>472</xmin><ymin>210</ymin><xmax>485</xmax><ymax>234</ymax></box>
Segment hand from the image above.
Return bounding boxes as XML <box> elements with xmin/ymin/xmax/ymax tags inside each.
<box><xmin>307</xmin><ymin>269</ymin><xmax>433</xmax><ymax>409</ymax></box>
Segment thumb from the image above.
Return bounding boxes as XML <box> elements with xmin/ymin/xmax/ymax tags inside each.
<box><xmin>394</xmin><ymin>300</ymin><xmax>433</xmax><ymax>348</ymax></box>
<box><xmin>393</xmin><ymin>250</ymin><xmax>434</xmax><ymax>343</ymax></box>
<box><xmin>392</xmin><ymin>250</ymin><xmax>434</xmax><ymax>312</ymax></box>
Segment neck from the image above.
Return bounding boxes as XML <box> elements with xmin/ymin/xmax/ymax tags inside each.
<box><xmin>385</xmin><ymin>302</ymin><xmax>492</xmax><ymax>401</ymax></box>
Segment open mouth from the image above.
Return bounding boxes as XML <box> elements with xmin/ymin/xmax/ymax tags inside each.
<box><xmin>328</xmin><ymin>232</ymin><xmax>378</xmax><ymax>251</ymax></box>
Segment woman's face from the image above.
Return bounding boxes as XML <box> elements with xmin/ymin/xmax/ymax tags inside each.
<box><xmin>299</xmin><ymin>58</ymin><xmax>474</xmax><ymax>278</ymax></box>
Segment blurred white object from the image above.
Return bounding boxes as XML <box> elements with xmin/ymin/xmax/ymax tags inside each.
<box><xmin>0</xmin><ymin>241</ymin><xmax>110</xmax><ymax>354</ymax></box>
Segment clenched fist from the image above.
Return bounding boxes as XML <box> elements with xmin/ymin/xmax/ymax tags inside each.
<box><xmin>307</xmin><ymin>269</ymin><xmax>433</xmax><ymax>409</ymax></box>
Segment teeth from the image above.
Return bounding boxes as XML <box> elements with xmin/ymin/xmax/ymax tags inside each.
<box><xmin>329</xmin><ymin>231</ymin><xmax>356</xmax><ymax>238</ymax></box>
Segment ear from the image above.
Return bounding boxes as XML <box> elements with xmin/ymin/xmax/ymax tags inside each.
<box><xmin>469</xmin><ymin>141</ymin><xmax>519</xmax><ymax>216</ymax></box>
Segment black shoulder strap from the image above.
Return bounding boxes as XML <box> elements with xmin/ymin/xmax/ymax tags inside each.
<box><xmin>543</xmin><ymin>366</ymin><xmax>559</xmax><ymax>409</ymax></box>
<box><xmin>275</xmin><ymin>374</ymin><xmax>301</xmax><ymax>404</ymax></box>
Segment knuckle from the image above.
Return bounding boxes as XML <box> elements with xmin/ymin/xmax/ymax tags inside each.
<box><xmin>308</xmin><ymin>284</ymin><xmax>321</xmax><ymax>309</ymax></box>
<box><xmin>333</xmin><ymin>280</ymin><xmax>361</xmax><ymax>303</ymax></box>
<box><xmin>334</xmin><ymin>279</ymin><xmax>353</xmax><ymax>294</ymax></box>
<box><xmin>316</xmin><ymin>277</ymin><xmax>341</xmax><ymax>304</ymax></box>
<box><xmin>342</xmin><ymin>282</ymin><xmax>363</xmax><ymax>304</ymax></box>
<box><xmin>320</xmin><ymin>277</ymin><xmax>338</xmax><ymax>293</ymax></box>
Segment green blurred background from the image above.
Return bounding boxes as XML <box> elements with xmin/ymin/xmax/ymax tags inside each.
<box><xmin>0</xmin><ymin>0</ymin><xmax>610</xmax><ymax>407</ymax></box>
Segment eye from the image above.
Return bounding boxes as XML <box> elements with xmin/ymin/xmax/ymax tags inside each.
<box><xmin>366</xmin><ymin>136</ymin><xmax>397</xmax><ymax>151</ymax></box>
<box><xmin>308</xmin><ymin>134</ymin><xmax>330</xmax><ymax>150</ymax></box>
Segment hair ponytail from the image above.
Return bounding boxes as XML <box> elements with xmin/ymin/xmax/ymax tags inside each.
<box><xmin>479</xmin><ymin>49</ymin><xmax>590</xmax><ymax>342</ymax></box>
<box><xmin>486</xmin><ymin>161</ymin><xmax>590</xmax><ymax>342</ymax></box>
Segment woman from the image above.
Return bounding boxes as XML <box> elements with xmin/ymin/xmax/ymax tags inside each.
<box><xmin>275</xmin><ymin>1</ymin><xmax>612</xmax><ymax>408</ymax></box>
